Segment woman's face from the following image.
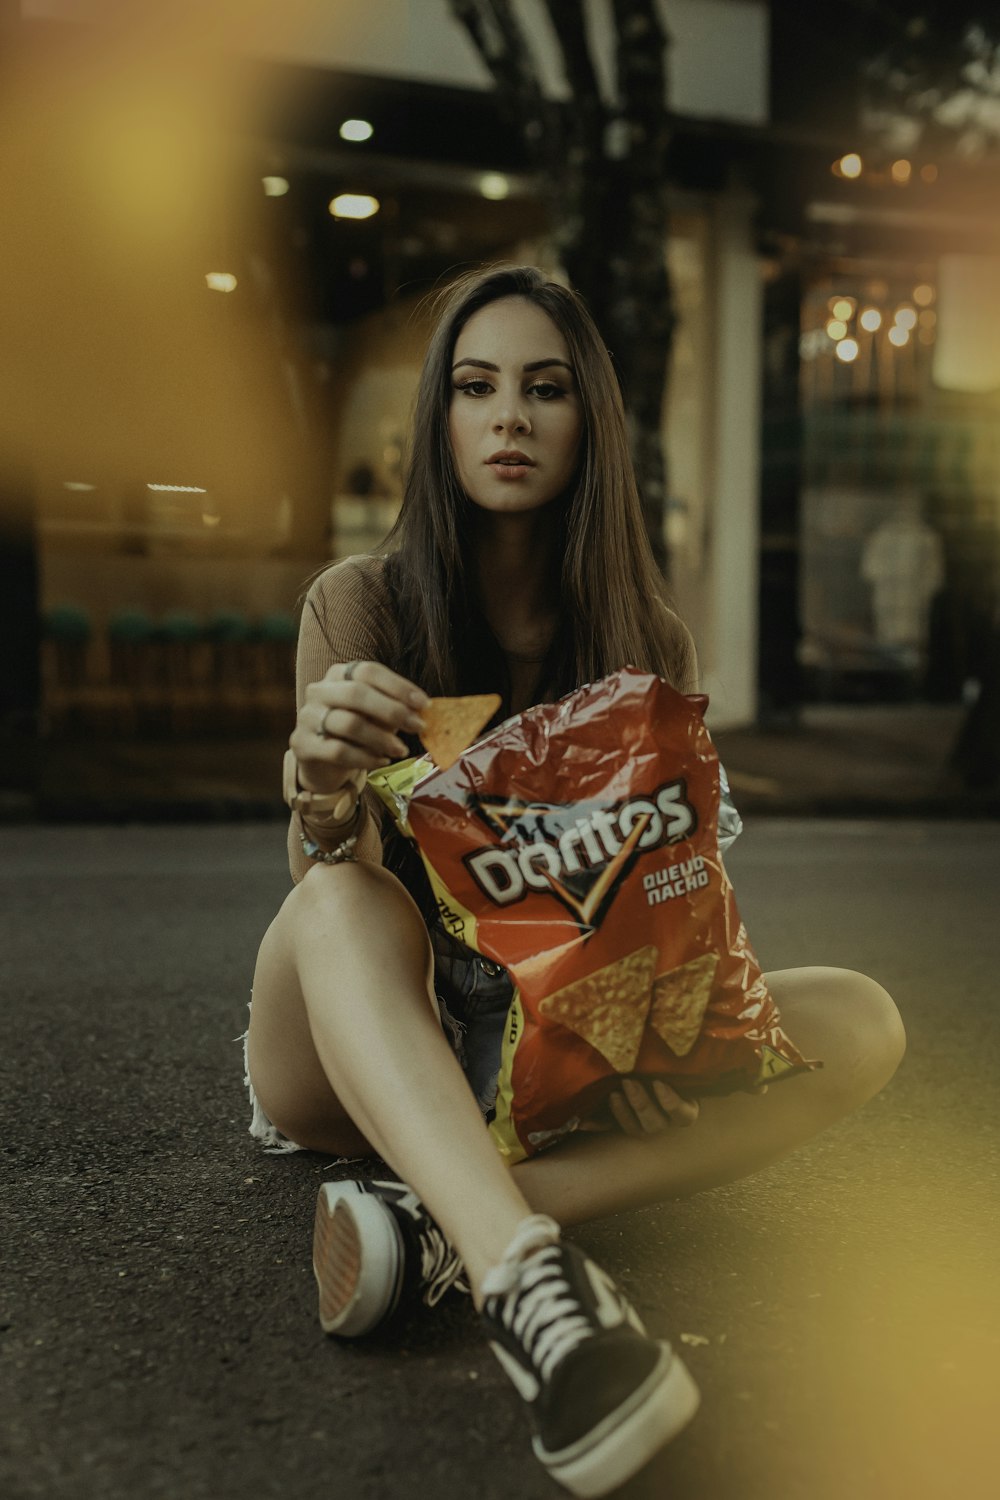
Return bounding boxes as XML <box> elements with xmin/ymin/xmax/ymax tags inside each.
<box><xmin>448</xmin><ymin>296</ymin><xmax>583</xmax><ymax>515</ymax></box>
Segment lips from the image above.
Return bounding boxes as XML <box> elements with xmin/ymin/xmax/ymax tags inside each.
<box><xmin>487</xmin><ymin>450</ymin><xmax>535</xmax><ymax>466</ymax></box>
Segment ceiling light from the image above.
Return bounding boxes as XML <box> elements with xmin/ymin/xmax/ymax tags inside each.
<box><xmin>340</xmin><ymin>119</ymin><xmax>374</xmax><ymax>143</ymax></box>
<box><xmin>479</xmin><ymin>173</ymin><xmax>510</xmax><ymax>200</ymax></box>
<box><xmin>835</xmin><ymin>153</ymin><xmax>863</xmax><ymax>179</ymax></box>
<box><xmin>329</xmin><ymin>194</ymin><xmax>380</xmax><ymax>220</ymax></box>
<box><xmin>206</xmin><ymin>273</ymin><xmax>237</xmax><ymax>292</ymax></box>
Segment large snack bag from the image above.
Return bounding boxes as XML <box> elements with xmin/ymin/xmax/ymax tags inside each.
<box><xmin>370</xmin><ymin>669</ymin><xmax>818</xmax><ymax>1163</ymax></box>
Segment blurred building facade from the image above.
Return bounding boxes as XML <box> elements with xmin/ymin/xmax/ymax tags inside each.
<box><xmin>6</xmin><ymin>1</ymin><xmax>1000</xmax><ymax>750</ymax></box>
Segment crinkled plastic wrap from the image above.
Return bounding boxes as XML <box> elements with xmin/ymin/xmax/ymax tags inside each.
<box><xmin>370</xmin><ymin>668</ymin><xmax>818</xmax><ymax>1163</ymax></box>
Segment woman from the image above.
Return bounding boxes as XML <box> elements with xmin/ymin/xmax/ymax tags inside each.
<box><xmin>246</xmin><ymin>265</ymin><xmax>905</xmax><ymax>1498</ymax></box>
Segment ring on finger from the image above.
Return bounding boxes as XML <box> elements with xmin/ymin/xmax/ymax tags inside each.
<box><xmin>343</xmin><ymin>659</ymin><xmax>362</xmax><ymax>682</ymax></box>
<box><xmin>319</xmin><ymin>706</ymin><xmax>336</xmax><ymax>739</ymax></box>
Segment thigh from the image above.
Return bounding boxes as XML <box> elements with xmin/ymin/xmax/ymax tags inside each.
<box><xmin>763</xmin><ymin>965</ymin><xmax>906</xmax><ymax>1110</ymax></box>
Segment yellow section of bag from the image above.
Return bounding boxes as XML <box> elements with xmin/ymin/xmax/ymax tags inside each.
<box><xmin>489</xmin><ymin>989</ymin><xmax>527</xmax><ymax>1165</ymax></box>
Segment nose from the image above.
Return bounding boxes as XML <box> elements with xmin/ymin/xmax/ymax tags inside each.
<box><xmin>492</xmin><ymin>398</ymin><xmax>530</xmax><ymax>436</ymax></box>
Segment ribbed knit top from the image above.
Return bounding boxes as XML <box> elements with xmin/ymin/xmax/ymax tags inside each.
<box><xmin>287</xmin><ymin>553</ymin><xmax>698</xmax><ymax>886</ymax></box>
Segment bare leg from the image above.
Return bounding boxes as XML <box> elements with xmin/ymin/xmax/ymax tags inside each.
<box><xmin>250</xmin><ymin>866</ymin><xmax>904</xmax><ymax>1280</ymax></box>
<box><xmin>511</xmin><ymin>967</ymin><xmax>906</xmax><ymax>1225</ymax></box>
<box><xmin>248</xmin><ymin>860</ymin><xmax>535</xmax><ymax>1298</ymax></box>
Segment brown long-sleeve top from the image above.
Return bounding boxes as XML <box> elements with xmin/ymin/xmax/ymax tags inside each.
<box><xmin>287</xmin><ymin>554</ymin><xmax>699</xmax><ymax>889</ymax></box>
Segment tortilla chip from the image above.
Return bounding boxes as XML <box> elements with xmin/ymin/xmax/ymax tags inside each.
<box><xmin>538</xmin><ymin>945</ymin><xmax>658</xmax><ymax>1073</ymax></box>
<box><xmin>649</xmin><ymin>953</ymin><xmax>717</xmax><ymax>1057</ymax></box>
<box><xmin>421</xmin><ymin>693</ymin><xmax>501</xmax><ymax>770</ymax></box>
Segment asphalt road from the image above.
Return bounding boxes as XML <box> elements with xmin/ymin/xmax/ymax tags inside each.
<box><xmin>2</xmin><ymin>820</ymin><xmax>998</xmax><ymax>1500</ymax></box>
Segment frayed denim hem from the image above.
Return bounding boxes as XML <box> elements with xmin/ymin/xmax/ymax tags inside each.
<box><xmin>239</xmin><ymin>1003</ymin><xmax>305</xmax><ymax>1155</ymax></box>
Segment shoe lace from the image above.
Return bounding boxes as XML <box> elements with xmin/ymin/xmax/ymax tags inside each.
<box><xmin>482</xmin><ymin>1216</ymin><xmax>593</xmax><ymax>1383</ymax></box>
<box><xmin>415</xmin><ymin>1218</ymin><xmax>463</xmax><ymax>1307</ymax></box>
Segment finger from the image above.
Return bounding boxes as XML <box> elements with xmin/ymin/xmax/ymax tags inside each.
<box><xmin>289</xmin><ymin>731</ymin><xmax>390</xmax><ymax>775</ymax></box>
<box><xmin>324</xmin><ymin>660</ymin><xmax>429</xmax><ymax>712</ymax></box>
<box><xmin>607</xmin><ymin>1090</ymin><xmax>644</xmax><ymax>1138</ymax></box>
<box><xmin>621</xmin><ymin>1078</ymin><xmax>669</xmax><ymax>1135</ymax></box>
<box><xmin>312</xmin><ymin>706</ymin><xmax>409</xmax><ymax>760</ymax></box>
<box><xmin>309</xmin><ymin>679</ymin><xmax>427</xmax><ymax>738</ymax></box>
<box><xmin>653</xmin><ymin>1079</ymin><xmax>700</xmax><ymax>1127</ymax></box>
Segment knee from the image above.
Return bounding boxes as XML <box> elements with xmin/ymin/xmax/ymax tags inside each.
<box><xmin>833</xmin><ymin>970</ymin><xmax>906</xmax><ymax>1106</ymax></box>
<box><xmin>288</xmin><ymin>859</ymin><xmax>433</xmax><ymax>968</ymax></box>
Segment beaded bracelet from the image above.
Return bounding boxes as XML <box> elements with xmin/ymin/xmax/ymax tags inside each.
<box><xmin>298</xmin><ymin>791</ymin><xmax>363</xmax><ymax>864</ymax></box>
<box><xmin>300</xmin><ymin>830</ymin><xmax>359</xmax><ymax>864</ymax></box>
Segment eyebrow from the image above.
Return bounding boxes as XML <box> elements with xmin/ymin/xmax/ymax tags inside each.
<box><xmin>451</xmin><ymin>357</ymin><xmax>575</xmax><ymax>374</ymax></box>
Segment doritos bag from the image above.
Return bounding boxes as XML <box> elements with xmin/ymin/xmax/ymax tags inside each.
<box><xmin>370</xmin><ymin>668</ymin><xmax>818</xmax><ymax>1164</ymax></box>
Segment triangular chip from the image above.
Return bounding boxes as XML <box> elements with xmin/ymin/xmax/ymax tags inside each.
<box><xmin>538</xmin><ymin>945</ymin><xmax>658</xmax><ymax>1073</ymax></box>
<box><xmin>649</xmin><ymin>953</ymin><xmax>717</xmax><ymax>1058</ymax></box>
<box><xmin>421</xmin><ymin>693</ymin><xmax>501</xmax><ymax>769</ymax></box>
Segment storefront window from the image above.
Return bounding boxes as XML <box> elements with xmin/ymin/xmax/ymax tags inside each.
<box><xmin>798</xmin><ymin>257</ymin><xmax>1000</xmax><ymax>702</ymax></box>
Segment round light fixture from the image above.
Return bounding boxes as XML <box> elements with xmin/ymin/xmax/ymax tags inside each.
<box><xmin>329</xmin><ymin>194</ymin><xmax>380</xmax><ymax>220</ymax></box>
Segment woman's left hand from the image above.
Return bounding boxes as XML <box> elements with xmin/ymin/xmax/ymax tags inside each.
<box><xmin>607</xmin><ymin>1077</ymin><xmax>700</xmax><ymax>1137</ymax></box>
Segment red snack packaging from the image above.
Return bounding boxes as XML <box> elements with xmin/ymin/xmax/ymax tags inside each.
<box><xmin>370</xmin><ymin>668</ymin><xmax>819</xmax><ymax>1163</ymax></box>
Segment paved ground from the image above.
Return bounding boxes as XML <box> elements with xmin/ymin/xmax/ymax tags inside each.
<box><xmin>2</xmin><ymin>820</ymin><xmax>998</xmax><ymax>1500</ymax></box>
<box><xmin>5</xmin><ymin>702</ymin><xmax>998</xmax><ymax>823</ymax></box>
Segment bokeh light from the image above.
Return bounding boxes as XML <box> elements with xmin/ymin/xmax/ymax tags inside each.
<box><xmin>826</xmin><ymin>319</ymin><xmax>848</xmax><ymax>340</ymax></box>
<box><xmin>859</xmin><ymin>308</ymin><xmax>882</xmax><ymax>332</ymax></box>
<box><xmin>835</xmin><ymin>339</ymin><xmax>859</xmax><ymax>363</ymax></box>
<box><xmin>479</xmin><ymin>173</ymin><xmax>511</xmax><ymax>201</ymax></box>
<box><xmin>339</xmin><ymin>119</ymin><xmax>374</xmax><ymax>143</ymax></box>
<box><xmin>888</xmin><ymin>326</ymin><xmax>910</xmax><ymax>347</ymax></box>
<box><xmin>329</xmin><ymin>194</ymin><xmax>380</xmax><ymax>219</ymax></box>
<box><xmin>895</xmin><ymin>307</ymin><xmax>918</xmax><ymax>331</ymax></box>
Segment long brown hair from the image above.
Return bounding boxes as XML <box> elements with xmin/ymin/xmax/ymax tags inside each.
<box><xmin>383</xmin><ymin>264</ymin><xmax>688</xmax><ymax>707</ymax></box>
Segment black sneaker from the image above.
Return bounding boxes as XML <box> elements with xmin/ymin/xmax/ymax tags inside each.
<box><xmin>313</xmin><ymin>1179</ymin><xmax>467</xmax><ymax>1337</ymax></box>
<box><xmin>480</xmin><ymin>1215</ymin><xmax>700</xmax><ymax>1498</ymax></box>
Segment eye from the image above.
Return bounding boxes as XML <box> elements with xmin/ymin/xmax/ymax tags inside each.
<box><xmin>454</xmin><ymin>379</ymin><xmax>492</xmax><ymax>396</ymax></box>
<box><xmin>528</xmin><ymin>381</ymin><xmax>565</xmax><ymax>400</ymax></box>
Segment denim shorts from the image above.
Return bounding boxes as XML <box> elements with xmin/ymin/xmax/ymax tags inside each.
<box><xmin>242</xmin><ymin>922</ymin><xmax>515</xmax><ymax>1155</ymax></box>
<box><xmin>429</xmin><ymin>924</ymin><xmax>514</xmax><ymax>1122</ymax></box>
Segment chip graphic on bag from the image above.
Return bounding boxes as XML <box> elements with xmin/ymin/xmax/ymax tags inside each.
<box><xmin>649</xmin><ymin>953</ymin><xmax>718</xmax><ymax>1058</ymax></box>
<box><xmin>420</xmin><ymin>693</ymin><xmax>501</xmax><ymax>769</ymax></box>
<box><xmin>538</xmin><ymin>944</ymin><xmax>658</xmax><ymax>1073</ymax></box>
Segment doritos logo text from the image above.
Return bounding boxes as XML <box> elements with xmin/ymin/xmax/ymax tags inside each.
<box><xmin>462</xmin><ymin>780</ymin><xmax>697</xmax><ymax>925</ymax></box>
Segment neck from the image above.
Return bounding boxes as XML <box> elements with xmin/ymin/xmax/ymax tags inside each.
<box><xmin>469</xmin><ymin>507</ymin><xmax>562</xmax><ymax>646</ymax></box>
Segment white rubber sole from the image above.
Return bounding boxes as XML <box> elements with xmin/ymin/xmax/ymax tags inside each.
<box><xmin>312</xmin><ymin>1182</ymin><xmax>404</xmax><ymax>1337</ymax></box>
<box><xmin>535</xmin><ymin>1343</ymin><xmax>701</xmax><ymax>1499</ymax></box>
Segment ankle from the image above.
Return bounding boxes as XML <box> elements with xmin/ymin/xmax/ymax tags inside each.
<box><xmin>471</xmin><ymin>1213</ymin><xmax>562</xmax><ymax>1310</ymax></box>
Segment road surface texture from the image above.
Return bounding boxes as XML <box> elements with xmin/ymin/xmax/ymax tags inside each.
<box><xmin>2</xmin><ymin>820</ymin><xmax>997</xmax><ymax>1500</ymax></box>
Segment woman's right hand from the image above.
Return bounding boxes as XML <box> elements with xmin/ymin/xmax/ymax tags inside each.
<box><xmin>289</xmin><ymin>660</ymin><xmax>430</xmax><ymax>796</ymax></box>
